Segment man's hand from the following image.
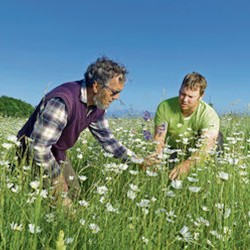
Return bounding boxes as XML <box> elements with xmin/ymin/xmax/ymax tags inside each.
<box><xmin>52</xmin><ymin>175</ymin><xmax>68</xmax><ymax>199</ymax></box>
<box><xmin>52</xmin><ymin>175</ymin><xmax>73</xmax><ymax>207</ymax></box>
<box><xmin>168</xmin><ymin>160</ymin><xmax>191</xmax><ymax>180</ymax></box>
<box><xmin>141</xmin><ymin>153</ymin><xmax>161</xmax><ymax>170</ymax></box>
<box><xmin>168</xmin><ymin>129</ymin><xmax>219</xmax><ymax>180</ymax></box>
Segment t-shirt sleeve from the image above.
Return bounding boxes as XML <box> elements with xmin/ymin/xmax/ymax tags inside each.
<box><xmin>154</xmin><ymin>102</ymin><xmax>168</xmax><ymax>126</ymax></box>
<box><xmin>201</xmin><ymin>106</ymin><xmax>220</xmax><ymax>132</ymax></box>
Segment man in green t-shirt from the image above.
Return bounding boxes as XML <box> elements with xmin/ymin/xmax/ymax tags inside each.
<box><xmin>144</xmin><ymin>72</ymin><xmax>221</xmax><ymax>180</ymax></box>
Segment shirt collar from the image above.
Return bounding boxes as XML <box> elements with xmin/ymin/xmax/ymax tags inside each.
<box><xmin>80</xmin><ymin>80</ymin><xmax>87</xmax><ymax>104</ymax></box>
<box><xmin>80</xmin><ymin>80</ymin><xmax>100</xmax><ymax>116</ymax></box>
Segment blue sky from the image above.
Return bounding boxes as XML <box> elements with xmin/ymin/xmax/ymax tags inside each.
<box><xmin>0</xmin><ymin>0</ymin><xmax>249</xmax><ymax>115</ymax></box>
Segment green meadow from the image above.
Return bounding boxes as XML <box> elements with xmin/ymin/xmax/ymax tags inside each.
<box><xmin>0</xmin><ymin>114</ymin><xmax>249</xmax><ymax>249</ymax></box>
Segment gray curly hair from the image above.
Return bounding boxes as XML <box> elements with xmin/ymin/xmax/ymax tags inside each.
<box><xmin>84</xmin><ymin>56</ymin><xmax>128</xmax><ymax>87</ymax></box>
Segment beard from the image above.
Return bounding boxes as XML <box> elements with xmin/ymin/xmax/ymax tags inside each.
<box><xmin>93</xmin><ymin>93</ymin><xmax>109</xmax><ymax>110</ymax></box>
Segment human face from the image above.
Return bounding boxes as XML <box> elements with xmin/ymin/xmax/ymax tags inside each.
<box><xmin>178</xmin><ymin>87</ymin><xmax>203</xmax><ymax>116</ymax></box>
<box><xmin>94</xmin><ymin>75</ymin><xmax>124</xmax><ymax>109</ymax></box>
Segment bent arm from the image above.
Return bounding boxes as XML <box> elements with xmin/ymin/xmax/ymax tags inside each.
<box><xmin>190</xmin><ymin>129</ymin><xmax>219</xmax><ymax>161</ymax></box>
<box><xmin>30</xmin><ymin>98</ymin><xmax>67</xmax><ymax>178</ymax></box>
<box><xmin>89</xmin><ymin>115</ymin><xmax>134</xmax><ymax>160</ymax></box>
<box><xmin>143</xmin><ymin>123</ymin><xmax>167</xmax><ymax>167</ymax></box>
<box><xmin>169</xmin><ymin>129</ymin><xmax>219</xmax><ymax>180</ymax></box>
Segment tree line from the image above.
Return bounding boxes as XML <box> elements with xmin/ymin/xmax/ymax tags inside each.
<box><xmin>0</xmin><ymin>96</ymin><xmax>34</xmax><ymax>117</ymax></box>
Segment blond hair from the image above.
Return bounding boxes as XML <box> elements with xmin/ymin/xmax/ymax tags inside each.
<box><xmin>181</xmin><ymin>72</ymin><xmax>207</xmax><ymax>96</ymax></box>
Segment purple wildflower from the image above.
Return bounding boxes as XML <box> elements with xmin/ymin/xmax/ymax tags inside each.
<box><xmin>143</xmin><ymin>111</ymin><xmax>151</xmax><ymax>121</ymax></box>
<box><xmin>143</xmin><ymin>129</ymin><xmax>152</xmax><ymax>141</ymax></box>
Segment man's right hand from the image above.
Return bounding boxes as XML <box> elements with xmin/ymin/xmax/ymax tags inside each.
<box><xmin>141</xmin><ymin>153</ymin><xmax>161</xmax><ymax>170</ymax></box>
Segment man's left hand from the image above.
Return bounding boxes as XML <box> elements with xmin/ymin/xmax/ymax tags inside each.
<box><xmin>168</xmin><ymin>161</ymin><xmax>191</xmax><ymax>180</ymax></box>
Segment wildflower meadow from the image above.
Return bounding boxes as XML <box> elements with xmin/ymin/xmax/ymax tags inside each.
<box><xmin>0</xmin><ymin>113</ymin><xmax>249</xmax><ymax>249</ymax></box>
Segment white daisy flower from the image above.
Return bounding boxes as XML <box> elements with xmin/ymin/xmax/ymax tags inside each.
<box><xmin>65</xmin><ymin>237</ymin><xmax>74</xmax><ymax>244</ymax></box>
<box><xmin>179</xmin><ymin>225</ymin><xmax>193</xmax><ymax>243</ymax></box>
<box><xmin>2</xmin><ymin>143</ymin><xmax>13</xmax><ymax>149</ymax></box>
<box><xmin>78</xmin><ymin>200</ymin><xmax>89</xmax><ymax>207</ymax></box>
<box><xmin>69</xmin><ymin>175</ymin><xmax>74</xmax><ymax>181</ymax></box>
<box><xmin>171</xmin><ymin>180</ymin><xmax>182</xmax><ymax>189</ymax></box>
<box><xmin>201</xmin><ymin>206</ymin><xmax>209</xmax><ymax>212</ymax></box>
<box><xmin>189</xmin><ymin>186</ymin><xmax>201</xmax><ymax>193</ymax></box>
<box><xmin>142</xmin><ymin>236</ymin><xmax>149</xmax><ymax>244</ymax></box>
<box><xmin>89</xmin><ymin>223</ymin><xmax>100</xmax><ymax>234</ymax></box>
<box><xmin>10</xmin><ymin>222</ymin><xmax>23</xmax><ymax>231</ymax></box>
<box><xmin>129</xmin><ymin>170</ymin><xmax>139</xmax><ymax>175</ymax></box>
<box><xmin>131</xmin><ymin>156</ymin><xmax>144</xmax><ymax>164</ymax></box>
<box><xmin>146</xmin><ymin>170</ymin><xmax>158</xmax><ymax>177</ymax></box>
<box><xmin>127</xmin><ymin>190</ymin><xmax>136</xmax><ymax>200</ymax></box>
<box><xmin>78</xmin><ymin>175</ymin><xmax>88</xmax><ymax>181</ymax></box>
<box><xmin>30</xmin><ymin>180</ymin><xmax>40</xmax><ymax>190</ymax></box>
<box><xmin>187</xmin><ymin>177</ymin><xmax>199</xmax><ymax>182</ymax></box>
<box><xmin>79</xmin><ymin>219</ymin><xmax>86</xmax><ymax>226</ymax></box>
<box><xmin>129</xmin><ymin>184</ymin><xmax>139</xmax><ymax>192</ymax></box>
<box><xmin>106</xmin><ymin>202</ymin><xmax>118</xmax><ymax>213</ymax></box>
<box><xmin>28</xmin><ymin>224</ymin><xmax>41</xmax><ymax>234</ymax></box>
<box><xmin>137</xmin><ymin>199</ymin><xmax>150</xmax><ymax>208</ymax></box>
<box><xmin>96</xmin><ymin>186</ymin><xmax>108</xmax><ymax>195</ymax></box>
<box><xmin>224</xmin><ymin>208</ymin><xmax>231</xmax><ymax>219</ymax></box>
<box><xmin>166</xmin><ymin>190</ymin><xmax>175</xmax><ymax>197</ymax></box>
<box><xmin>218</xmin><ymin>171</ymin><xmax>229</xmax><ymax>181</ymax></box>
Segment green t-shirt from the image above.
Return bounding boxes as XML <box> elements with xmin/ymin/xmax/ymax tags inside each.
<box><xmin>154</xmin><ymin>97</ymin><xmax>220</xmax><ymax>150</ymax></box>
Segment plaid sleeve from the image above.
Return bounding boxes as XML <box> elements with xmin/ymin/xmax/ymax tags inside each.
<box><xmin>88</xmin><ymin>115</ymin><xmax>133</xmax><ymax>160</ymax></box>
<box><xmin>30</xmin><ymin>98</ymin><xmax>67</xmax><ymax>178</ymax></box>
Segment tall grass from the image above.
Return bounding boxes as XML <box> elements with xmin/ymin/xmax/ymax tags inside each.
<box><xmin>0</xmin><ymin>114</ymin><xmax>249</xmax><ymax>249</ymax></box>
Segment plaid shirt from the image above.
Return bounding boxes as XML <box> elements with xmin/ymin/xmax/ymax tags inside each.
<box><xmin>30</xmin><ymin>81</ymin><xmax>133</xmax><ymax>178</ymax></box>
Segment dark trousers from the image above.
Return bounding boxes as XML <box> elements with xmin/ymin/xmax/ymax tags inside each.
<box><xmin>39</xmin><ymin>159</ymin><xmax>81</xmax><ymax>200</ymax></box>
<box><xmin>17</xmin><ymin>137</ymin><xmax>81</xmax><ymax>200</ymax></box>
<box><xmin>216</xmin><ymin>131</ymin><xmax>224</xmax><ymax>153</ymax></box>
<box><xmin>17</xmin><ymin>145</ymin><xmax>81</xmax><ymax>200</ymax></box>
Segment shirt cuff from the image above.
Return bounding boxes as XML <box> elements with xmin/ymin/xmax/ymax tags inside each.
<box><xmin>121</xmin><ymin>149</ymin><xmax>144</xmax><ymax>164</ymax></box>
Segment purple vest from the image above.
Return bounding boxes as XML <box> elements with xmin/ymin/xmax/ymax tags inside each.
<box><xmin>18</xmin><ymin>80</ymin><xmax>105</xmax><ymax>164</ymax></box>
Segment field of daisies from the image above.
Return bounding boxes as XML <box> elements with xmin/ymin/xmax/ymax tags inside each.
<box><xmin>0</xmin><ymin>113</ymin><xmax>249</xmax><ymax>249</ymax></box>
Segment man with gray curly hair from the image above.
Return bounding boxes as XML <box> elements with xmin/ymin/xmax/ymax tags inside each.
<box><xmin>18</xmin><ymin>56</ymin><xmax>137</xmax><ymax>203</ymax></box>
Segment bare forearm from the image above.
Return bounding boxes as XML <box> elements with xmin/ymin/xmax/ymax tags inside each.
<box><xmin>154</xmin><ymin>123</ymin><xmax>167</xmax><ymax>154</ymax></box>
<box><xmin>189</xmin><ymin>130</ymin><xmax>219</xmax><ymax>161</ymax></box>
